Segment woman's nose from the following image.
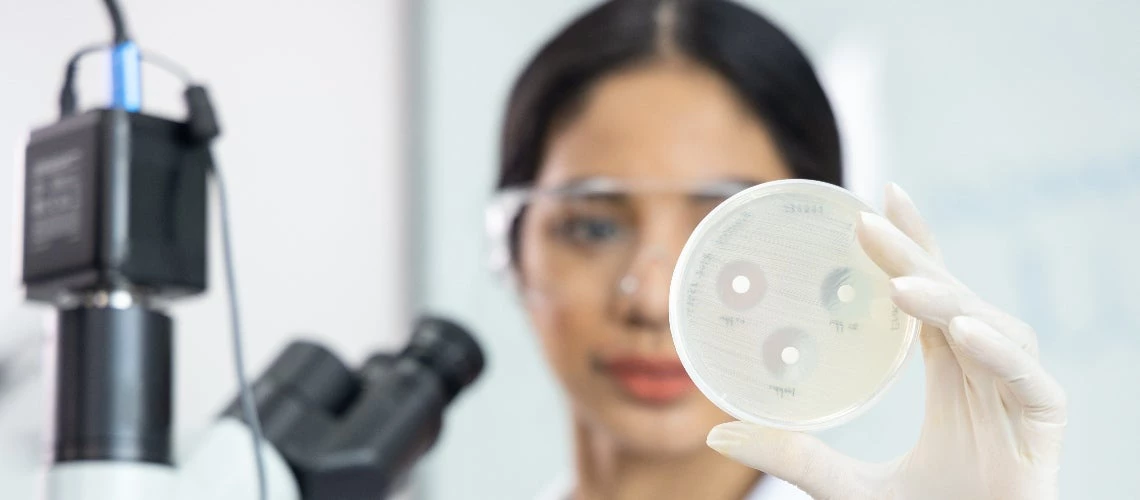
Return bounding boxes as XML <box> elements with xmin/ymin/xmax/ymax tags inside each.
<box><xmin>617</xmin><ymin>244</ymin><xmax>677</xmax><ymax>332</ymax></box>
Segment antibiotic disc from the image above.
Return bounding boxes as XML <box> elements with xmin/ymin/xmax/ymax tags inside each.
<box><xmin>669</xmin><ymin>179</ymin><xmax>919</xmax><ymax>431</ymax></box>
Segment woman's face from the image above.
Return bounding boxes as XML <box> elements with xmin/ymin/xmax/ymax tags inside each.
<box><xmin>517</xmin><ymin>60</ymin><xmax>793</xmax><ymax>456</ymax></box>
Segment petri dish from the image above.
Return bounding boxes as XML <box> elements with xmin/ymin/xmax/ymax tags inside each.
<box><xmin>669</xmin><ymin>179</ymin><xmax>919</xmax><ymax>431</ymax></box>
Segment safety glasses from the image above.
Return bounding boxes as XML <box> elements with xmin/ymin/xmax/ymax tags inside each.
<box><xmin>485</xmin><ymin>177</ymin><xmax>758</xmax><ymax>303</ymax></box>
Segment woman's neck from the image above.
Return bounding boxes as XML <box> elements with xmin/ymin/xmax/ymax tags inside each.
<box><xmin>571</xmin><ymin>417</ymin><xmax>762</xmax><ymax>500</ymax></box>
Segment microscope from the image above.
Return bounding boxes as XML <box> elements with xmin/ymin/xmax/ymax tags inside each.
<box><xmin>18</xmin><ymin>1</ymin><xmax>484</xmax><ymax>498</ymax></box>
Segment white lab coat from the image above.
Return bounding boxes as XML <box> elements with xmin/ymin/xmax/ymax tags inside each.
<box><xmin>536</xmin><ymin>472</ymin><xmax>812</xmax><ymax>500</ymax></box>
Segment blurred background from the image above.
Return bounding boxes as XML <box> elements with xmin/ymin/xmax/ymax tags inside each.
<box><xmin>2</xmin><ymin>0</ymin><xmax>1139</xmax><ymax>499</ymax></box>
<box><xmin>0</xmin><ymin>0</ymin><xmax>415</xmax><ymax>497</ymax></box>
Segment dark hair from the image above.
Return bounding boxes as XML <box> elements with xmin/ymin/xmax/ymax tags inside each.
<box><xmin>497</xmin><ymin>0</ymin><xmax>843</xmax><ymax>190</ymax></box>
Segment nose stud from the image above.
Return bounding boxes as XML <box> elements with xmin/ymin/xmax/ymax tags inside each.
<box><xmin>618</xmin><ymin>275</ymin><xmax>640</xmax><ymax>295</ymax></box>
<box><xmin>618</xmin><ymin>246</ymin><xmax>671</xmax><ymax>296</ymax></box>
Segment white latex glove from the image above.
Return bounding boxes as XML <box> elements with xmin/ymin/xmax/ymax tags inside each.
<box><xmin>706</xmin><ymin>183</ymin><xmax>1067</xmax><ymax>500</ymax></box>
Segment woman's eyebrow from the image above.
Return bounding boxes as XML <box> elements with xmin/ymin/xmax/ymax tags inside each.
<box><xmin>545</xmin><ymin>177</ymin><xmax>625</xmax><ymax>198</ymax></box>
<box><xmin>688</xmin><ymin>178</ymin><xmax>766</xmax><ymax>198</ymax></box>
<box><xmin>552</xmin><ymin>177</ymin><xmax>602</xmax><ymax>192</ymax></box>
<box><xmin>540</xmin><ymin>176</ymin><xmax>766</xmax><ymax>200</ymax></box>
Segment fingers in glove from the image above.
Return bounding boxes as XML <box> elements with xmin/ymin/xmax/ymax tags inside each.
<box><xmin>707</xmin><ymin>421</ymin><xmax>866</xmax><ymax>500</ymax></box>
<box><xmin>885</xmin><ymin>276</ymin><xmax>969</xmax><ymax>424</ymax></box>
<box><xmin>891</xmin><ymin>277</ymin><xmax>1039</xmax><ymax>356</ymax></box>
<box><xmin>947</xmin><ymin>316</ymin><xmax>1067</xmax><ymax>425</ymax></box>
<box><xmin>856</xmin><ymin>211</ymin><xmax>957</xmax><ymax>285</ymax></box>
<box><xmin>882</xmin><ymin>183</ymin><xmax>943</xmax><ymax>264</ymax></box>
<box><xmin>875</xmin><ymin>183</ymin><xmax>960</xmax><ymax>364</ymax></box>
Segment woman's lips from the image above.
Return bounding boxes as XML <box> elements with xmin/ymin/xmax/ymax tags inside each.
<box><xmin>598</xmin><ymin>356</ymin><xmax>696</xmax><ymax>405</ymax></box>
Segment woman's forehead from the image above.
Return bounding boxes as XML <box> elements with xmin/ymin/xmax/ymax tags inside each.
<box><xmin>537</xmin><ymin>62</ymin><xmax>791</xmax><ymax>188</ymax></box>
<box><xmin>536</xmin><ymin>133</ymin><xmax>789</xmax><ymax>188</ymax></box>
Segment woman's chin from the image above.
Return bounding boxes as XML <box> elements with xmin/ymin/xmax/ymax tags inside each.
<box><xmin>600</xmin><ymin>399</ymin><xmax>728</xmax><ymax>457</ymax></box>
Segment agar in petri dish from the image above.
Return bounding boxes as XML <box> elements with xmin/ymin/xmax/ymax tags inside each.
<box><xmin>669</xmin><ymin>179</ymin><xmax>919</xmax><ymax>431</ymax></box>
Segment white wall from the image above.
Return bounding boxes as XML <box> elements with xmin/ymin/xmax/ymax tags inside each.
<box><xmin>0</xmin><ymin>0</ymin><xmax>412</xmax><ymax>497</ymax></box>
<box><xmin>417</xmin><ymin>1</ymin><xmax>1140</xmax><ymax>499</ymax></box>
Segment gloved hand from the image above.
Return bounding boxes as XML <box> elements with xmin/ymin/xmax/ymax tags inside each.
<box><xmin>706</xmin><ymin>183</ymin><xmax>1067</xmax><ymax>500</ymax></box>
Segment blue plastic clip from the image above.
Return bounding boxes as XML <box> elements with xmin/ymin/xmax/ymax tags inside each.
<box><xmin>110</xmin><ymin>41</ymin><xmax>141</xmax><ymax>111</ymax></box>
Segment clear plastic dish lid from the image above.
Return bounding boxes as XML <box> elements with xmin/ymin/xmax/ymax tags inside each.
<box><xmin>669</xmin><ymin>179</ymin><xmax>919</xmax><ymax>431</ymax></box>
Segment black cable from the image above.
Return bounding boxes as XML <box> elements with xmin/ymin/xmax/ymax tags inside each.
<box><xmin>209</xmin><ymin>160</ymin><xmax>270</xmax><ymax>500</ymax></box>
<box><xmin>102</xmin><ymin>0</ymin><xmax>131</xmax><ymax>43</ymax></box>
<box><xmin>59</xmin><ymin>44</ymin><xmax>108</xmax><ymax>118</ymax></box>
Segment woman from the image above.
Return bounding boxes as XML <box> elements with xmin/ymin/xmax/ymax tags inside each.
<box><xmin>486</xmin><ymin>1</ymin><xmax>1066</xmax><ymax>498</ymax></box>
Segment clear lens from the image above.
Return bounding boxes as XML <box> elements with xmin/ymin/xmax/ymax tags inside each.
<box><xmin>487</xmin><ymin>178</ymin><xmax>756</xmax><ymax>304</ymax></box>
<box><xmin>521</xmin><ymin>193</ymin><xmax>641</xmax><ymax>304</ymax></box>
